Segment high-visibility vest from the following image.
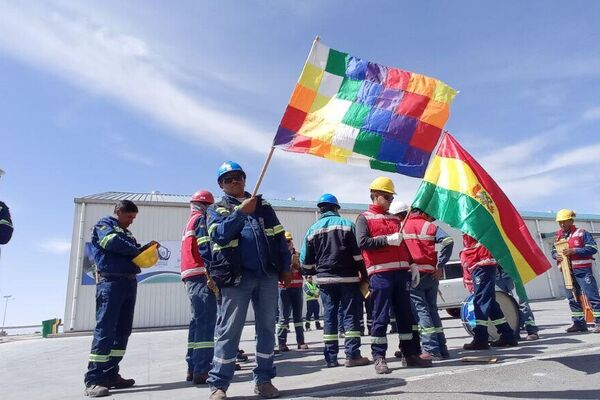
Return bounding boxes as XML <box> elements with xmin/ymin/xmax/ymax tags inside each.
<box><xmin>180</xmin><ymin>211</ymin><xmax>207</xmax><ymax>280</ymax></box>
<box><xmin>554</xmin><ymin>227</ymin><xmax>594</xmax><ymax>269</ymax></box>
<box><xmin>360</xmin><ymin>204</ymin><xmax>411</xmax><ymax>276</ymax></box>
<box><xmin>403</xmin><ymin>214</ymin><xmax>438</xmax><ymax>274</ymax></box>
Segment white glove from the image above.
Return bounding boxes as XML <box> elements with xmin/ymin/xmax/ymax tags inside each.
<box><xmin>386</xmin><ymin>232</ymin><xmax>403</xmax><ymax>246</ymax></box>
<box><xmin>411</xmin><ymin>265</ymin><xmax>420</xmax><ymax>288</ymax></box>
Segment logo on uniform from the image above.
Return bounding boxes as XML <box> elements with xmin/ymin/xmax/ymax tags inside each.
<box><xmin>474</xmin><ymin>276</ymin><xmax>481</xmax><ymax>285</ymax></box>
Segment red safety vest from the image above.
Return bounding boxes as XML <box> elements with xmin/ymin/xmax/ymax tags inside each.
<box><xmin>459</xmin><ymin>234</ymin><xmax>496</xmax><ymax>293</ymax></box>
<box><xmin>279</xmin><ymin>268</ymin><xmax>304</xmax><ymax>289</ymax></box>
<box><xmin>180</xmin><ymin>211</ymin><xmax>207</xmax><ymax>280</ymax></box>
<box><xmin>554</xmin><ymin>226</ymin><xmax>594</xmax><ymax>269</ymax></box>
<box><xmin>360</xmin><ymin>204</ymin><xmax>412</xmax><ymax>276</ymax></box>
<box><xmin>403</xmin><ymin>213</ymin><xmax>438</xmax><ymax>274</ymax></box>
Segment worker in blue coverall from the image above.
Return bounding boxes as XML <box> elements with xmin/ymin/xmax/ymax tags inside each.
<box><xmin>0</xmin><ymin>169</ymin><xmax>14</xmax><ymax>248</ymax></box>
<box><xmin>552</xmin><ymin>209</ymin><xmax>600</xmax><ymax>333</ymax></box>
<box><xmin>84</xmin><ymin>200</ymin><xmax>157</xmax><ymax>398</ymax></box>
<box><xmin>206</xmin><ymin>161</ymin><xmax>291</xmax><ymax>400</ymax></box>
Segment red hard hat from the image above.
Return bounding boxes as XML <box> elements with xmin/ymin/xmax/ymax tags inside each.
<box><xmin>191</xmin><ymin>190</ymin><xmax>214</xmax><ymax>204</ymax></box>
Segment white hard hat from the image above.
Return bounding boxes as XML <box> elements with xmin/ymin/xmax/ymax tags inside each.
<box><xmin>389</xmin><ymin>200</ymin><xmax>409</xmax><ymax>215</ymax></box>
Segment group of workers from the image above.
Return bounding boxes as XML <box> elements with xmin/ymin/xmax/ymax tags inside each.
<box><xmin>79</xmin><ymin>160</ymin><xmax>600</xmax><ymax>399</ymax></box>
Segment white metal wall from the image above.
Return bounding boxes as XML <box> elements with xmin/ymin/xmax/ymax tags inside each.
<box><xmin>65</xmin><ymin>199</ymin><xmax>599</xmax><ymax>331</ymax></box>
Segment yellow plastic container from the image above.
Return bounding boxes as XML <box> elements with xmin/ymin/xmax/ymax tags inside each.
<box><xmin>132</xmin><ymin>243</ymin><xmax>159</xmax><ymax>268</ymax></box>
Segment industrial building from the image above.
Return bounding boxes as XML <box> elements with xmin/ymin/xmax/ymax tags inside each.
<box><xmin>64</xmin><ymin>192</ymin><xmax>600</xmax><ymax>332</ymax></box>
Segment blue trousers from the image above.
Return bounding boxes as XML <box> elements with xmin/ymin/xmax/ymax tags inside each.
<box><xmin>207</xmin><ymin>270</ymin><xmax>278</xmax><ymax>391</ymax></box>
<box><xmin>495</xmin><ymin>268</ymin><xmax>538</xmax><ymax>334</ymax></box>
<box><xmin>277</xmin><ymin>287</ymin><xmax>305</xmax><ymax>345</ymax></box>
<box><xmin>84</xmin><ymin>277</ymin><xmax>137</xmax><ymax>386</ymax></box>
<box><xmin>185</xmin><ymin>276</ymin><xmax>217</xmax><ymax>374</ymax></box>
<box><xmin>472</xmin><ymin>266</ymin><xmax>514</xmax><ymax>342</ymax></box>
<box><xmin>410</xmin><ymin>274</ymin><xmax>448</xmax><ymax>356</ymax></box>
<box><xmin>305</xmin><ymin>299</ymin><xmax>320</xmax><ymax>325</ymax></box>
<box><xmin>567</xmin><ymin>267</ymin><xmax>600</xmax><ymax>325</ymax></box>
<box><xmin>320</xmin><ymin>283</ymin><xmax>363</xmax><ymax>363</ymax></box>
<box><xmin>370</xmin><ymin>270</ymin><xmax>420</xmax><ymax>359</ymax></box>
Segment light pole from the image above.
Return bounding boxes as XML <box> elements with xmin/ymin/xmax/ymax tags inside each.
<box><xmin>1</xmin><ymin>295</ymin><xmax>14</xmax><ymax>335</ymax></box>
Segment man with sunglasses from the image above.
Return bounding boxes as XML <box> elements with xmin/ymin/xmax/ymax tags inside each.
<box><xmin>356</xmin><ymin>177</ymin><xmax>431</xmax><ymax>375</ymax></box>
<box><xmin>206</xmin><ymin>161</ymin><xmax>291</xmax><ymax>400</ymax></box>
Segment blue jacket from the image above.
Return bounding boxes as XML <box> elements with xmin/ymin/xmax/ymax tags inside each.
<box><xmin>300</xmin><ymin>211</ymin><xmax>366</xmax><ymax>284</ymax></box>
<box><xmin>0</xmin><ymin>201</ymin><xmax>13</xmax><ymax>245</ymax></box>
<box><xmin>91</xmin><ymin>216</ymin><xmax>141</xmax><ymax>275</ymax></box>
<box><xmin>206</xmin><ymin>193</ymin><xmax>291</xmax><ymax>287</ymax></box>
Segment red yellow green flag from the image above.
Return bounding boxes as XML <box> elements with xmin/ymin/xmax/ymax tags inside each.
<box><xmin>412</xmin><ymin>133</ymin><xmax>551</xmax><ymax>297</ymax></box>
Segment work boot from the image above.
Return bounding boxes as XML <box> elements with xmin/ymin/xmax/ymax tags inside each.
<box><xmin>316</xmin><ymin>321</ymin><xmax>322</xmax><ymax>330</ymax></box>
<box><xmin>402</xmin><ymin>354</ymin><xmax>433</xmax><ymax>368</ymax></box>
<box><xmin>84</xmin><ymin>385</ymin><xmax>109</xmax><ymax>397</ymax></box>
<box><xmin>235</xmin><ymin>363</ymin><xmax>242</xmax><ymax>371</ymax></box>
<box><xmin>297</xmin><ymin>343</ymin><xmax>309</xmax><ymax>350</ymax></box>
<box><xmin>463</xmin><ymin>339</ymin><xmax>490</xmax><ymax>350</ymax></box>
<box><xmin>326</xmin><ymin>360</ymin><xmax>340</xmax><ymax>368</ymax></box>
<box><xmin>566</xmin><ymin>323</ymin><xmax>588</xmax><ymax>333</ymax></box>
<box><xmin>345</xmin><ymin>356</ymin><xmax>369</xmax><ymax>367</ymax></box>
<box><xmin>490</xmin><ymin>334</ymin><xmax>518</xmax><ymax>347</ymax></box>
<box><xmin>236</xmin><ymin>349</ymin><xmax>249</xmax><ymax>362</ymax></box>
<box><xmin>394</xmin><ymin>350</ymin><xmax>403</xmax><ymax>359</ymax></box>
<box><xmin>525</xmin><ymin>333</ymin><xmax>540</xmax><ymax>341</ymax></box>
<box><xmin>254</xmin><ymin>382</ymin><xmax>280</xmax><ymax>399</ymax></box>
<box><xmin>373</xmin><ymin>358</ymin><xmax>391</xmax><ymax>374</ymax></box>
<box><xmin>592</xmin><ymin>326</ymin><xmax>600</xmax><ymax>333</ymax></box>
<box><xmin>278</xmin><ymin>344</ymin><xmax>290</xmax><ymax>352</ymax></box>
<box><xmin>106</xmin><ymin>375</ymin><xmax>135</xmax><ymax>389</ymax></box>
<box><xmin>193</xmin><ymin>372</ymin><xmax>208</xmax><ymax>385</ymax></box>
<box><xmin>305</xmin><ymin>322</ymin><xmax>311</xmax><ymax>331</ymax></box>
<box><xmin>186</xmin><ymin>371</ymin><xmax>193</xmax><ymax>382</ymax></box>
<box><xmin>420</xmin><ymin>352</ymin><xmax>443</xmax><ymax>361</ymax></box>
<box><xmin>209</xmin><ymin>388</ymin><xmax>227</xmax><ymax>400</ymax></box>
<box><xmin>440</xmin><ymin>350</ymin><xmax>451</xmax><ymax>359</ymax></box>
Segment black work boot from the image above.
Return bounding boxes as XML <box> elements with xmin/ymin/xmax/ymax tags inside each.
<box><xmin>463</xmin><ymin>339</ymin><xmax>490</xmax><ymax>350</ymax></box>
<box><xmin>566</xmin><ymin>323</ymin><xmax>588</xmax><ymax>333</ymax></box>
<box><xmin>491</xmin><ymin>334</ymin><xmax>518</xmax><ymax>347</ymax></box>
<box><xmin>105</xmin><ymin>375</ymin><xmax>135</xmax><ymax>389</ymax></box>
<box><xmin>316</xmin><ymin>321</ymin><xmax>322</xmax><ymax>330</ymax></box>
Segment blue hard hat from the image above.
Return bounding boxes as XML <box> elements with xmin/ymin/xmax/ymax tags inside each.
<box><xmin>217</xmin><ymin>161</ymin><xmax>246</xmax><ymax>182</ymax></box>
<box><xmin>317</xmin><ymin>193</ymin><xmax>340</xmax><ymax>208</ymax></box>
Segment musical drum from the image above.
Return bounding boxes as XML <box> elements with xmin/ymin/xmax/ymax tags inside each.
<box><xmin>460</xmin><ymin>291</ymin><xmax>520</xmax><ymax>341</ymax></box>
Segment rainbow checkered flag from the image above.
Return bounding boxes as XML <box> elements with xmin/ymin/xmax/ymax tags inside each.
<box><xmin>274</xmin><ymin>39</ymin><xmax>457</xmax><ymax>178</ymax></box>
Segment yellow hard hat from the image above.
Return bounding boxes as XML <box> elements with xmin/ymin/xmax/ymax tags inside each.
<box><xmin>132</xmin><ymin>243</ymin><xmax>159</xmax><ymax>268</ymax></box>
<box><xmin>285</xmin><ymin>231</ymin><xmax>293</xmax><ymax>241</ymax></box>
<box><xmin>556</xmin><ymin>209</ymin><xmax>576</xmax><ymax>222</ymax></box>
<box><xmin>369</xmin><ymin>177</ymin><xmax>396</xmax><ymax>194</ymax></box>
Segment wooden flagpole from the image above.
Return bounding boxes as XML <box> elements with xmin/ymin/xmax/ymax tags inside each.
<box><xmin>251</xmin><ymin>35</ymin><xmax>321</xmax><ymax>197</ymax></box>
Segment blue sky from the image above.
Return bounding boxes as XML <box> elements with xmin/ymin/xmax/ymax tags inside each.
<box><xmin>1</xmin><ymin>1</ymin><xmax>599</xmax><ymax>326</ymax></box>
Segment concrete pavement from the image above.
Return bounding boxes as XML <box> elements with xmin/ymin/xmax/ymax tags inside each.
<box><xmin>1</xmin><ymin>299</ymin><xmax>599</xmax><ymax>400</ymax></box>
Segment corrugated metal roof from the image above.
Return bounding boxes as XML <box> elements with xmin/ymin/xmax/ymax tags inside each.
<box><xmin>75</xmin><ymin>192</ymin><xmax>600</xmax><ymax>220</ymax></box>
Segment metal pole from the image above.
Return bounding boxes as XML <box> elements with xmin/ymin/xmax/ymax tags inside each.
<box><xmin>2</xmin><ymin>295</ymin><xmax>12</xmax><ymax>331</ymax></box>
<box><xmin>69</xmin><ymin>202</ymin><xmax>86</xmax><ymax>331</ymax></box>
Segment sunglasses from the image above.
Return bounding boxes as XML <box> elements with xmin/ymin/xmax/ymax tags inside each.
<box><xmin>380</xmin><ymin>193</ymin><xmax>394</xmax><ymax>202</ymax></box>
<box><xmin>221</xmin><ymin>174</ymin><xmax>245</xmax><ymax>184</ymax></box>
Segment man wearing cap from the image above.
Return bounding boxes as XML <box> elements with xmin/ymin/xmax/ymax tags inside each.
<box><xmin>84</xmin><ymin>200</ymin><xmax>156</xmax><ymax>397</ymax></box>
<box><xmin>181</xmin><ymin>190</ymin><xmax>217</xmax><ymax>384</ymax></box>
<box><xmin>276</xmin><ymin>231</ymin><xmax>308</xmax><ymax>351</ymax></box>
<box><xmin>0</xmin><ymin>169</ymin><xmax>13</xmax><ymax>247</ymax></box>
<box><xmin>206</xmin><ymin>161</ymin><xmax>291</xmax><ymax>400</ymax></box>
<box><xmin>300</xmin><ymin>193</ymin><xmax>369</xmax><ymax>368</ymax></box>
<box><xmin>552</xmin><ymin>209</ymin><xmax>600</xmax><ymax>333</ymax></box>
<box><xmin>403</xmin><ymin>208</ymin><xmax>453</xmax><ymax>360</ymax></box>
<box><xmin>356</xmin><ymin>178</ymin><xmax>430</xmax><ymax>375</ymax></box>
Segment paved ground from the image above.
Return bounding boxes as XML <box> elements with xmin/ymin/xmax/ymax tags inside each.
<box><xmin>1</xmin><ymin>299</ymin><xmax>600</xmax><ymax>400</ymax></box>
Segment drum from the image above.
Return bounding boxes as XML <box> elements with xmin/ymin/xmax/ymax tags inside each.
<box><xmin>460</xmin><ymin>291</ymin><xmax>520</xmax><ymax>341</ymax></box>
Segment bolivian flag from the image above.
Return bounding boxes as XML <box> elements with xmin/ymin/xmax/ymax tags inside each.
<box><xmin>412</xmin><ymin>133</ymin><xmax>551</xmax><ymax>297</ymax></box>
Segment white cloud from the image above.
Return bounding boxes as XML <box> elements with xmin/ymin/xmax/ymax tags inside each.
<box><xmin>0</xmin><ymin>2</ymin><xmax>271</xmax><ymax>153</ymax></box>
<box><xmin>582</xmin><ymin>106</ymin><xmax>600</xmax><ymax>121</ymax></box>
<box><xmin>116</xmin><ymin>150</ymin><xmax>155</xmax><ymax>167</ymax></box>
<box><xmin>39</xmin><ymin>239</ymin><xmax>71</xmax><ymax>255</ymax></box>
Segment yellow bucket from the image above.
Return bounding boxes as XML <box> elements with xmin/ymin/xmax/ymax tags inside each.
<box><xmin>132</xmin><ymin>243</ymin><xmax>159</xmax><ymax>268</ymax></box>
